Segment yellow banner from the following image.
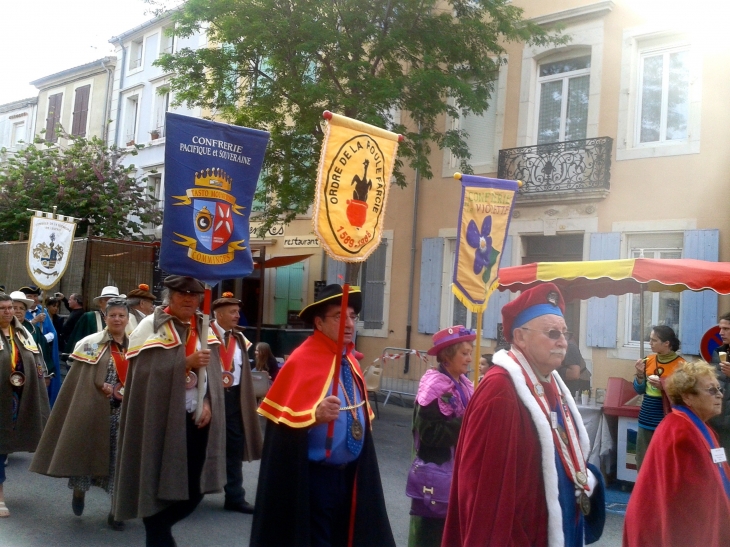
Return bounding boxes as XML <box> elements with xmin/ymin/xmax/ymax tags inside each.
<box><xmin>313</xmin><ymin>112</ymin><xmax>401</xmax><ymax>262</ymax></box>
<box><xmin>452</xmin><ymin>174</ymin><xmax>520</xmax><ymax>313</ymax></box>
<box><xmin>173</xmin><ymin>233</ymin><xmax>246</xmax><ymax>265</ymax></box>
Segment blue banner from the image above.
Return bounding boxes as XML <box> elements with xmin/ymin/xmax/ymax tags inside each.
<box><xmin>161</xmin><ymin>113</ymin><xmax>270</xmax><ymax>285</ymax></box>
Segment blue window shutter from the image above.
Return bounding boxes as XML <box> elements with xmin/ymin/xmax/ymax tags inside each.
<box><xmin>680</xmin><ymin>229</ymin><xmax>719</xmax><ymax>355</ymax></box>
<box><xmin>484</xmin><ymin>236</ymin><xmax>514</xmax><ymax>339</ymax></box>
<box><xmin>326</xmin><ymin>257</ymin><xmax>346</xmax><ymax>285</ymax></box>
<box><xmin>586</xmin><ymin>232</ymin><xmax>620</xmax><ymax>348</ymax></box>
<box><xmin>418</xmin><ymin>238</ymin><xmax>444</xmax><ymax>334</ymax></box>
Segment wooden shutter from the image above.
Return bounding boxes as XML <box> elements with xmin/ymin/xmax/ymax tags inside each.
<box><xmin>71</xmin><ymin>85</ymin><xmax>90</xmax><ymax>137</ymax></box>
<box><xmin>273</xmin><ymin>265</ymin><xmax>290</xmax><ymax>325</ymax></box>
<box><xmin>586</xmin><ymin>232</ymin><xmax>620</xmax><ymax>348</ymax></box>
<box><xmin>45</xmin><ymin>93</ymin><xmax>63</xmax><ymax>143</ymax></box>
<box><xmin>680</xmin><ymin>229</ymin><xmax>719</xmax><ymax>355</ymax></box>
<box><xmin>326</xmin><ymin>257</ymin><xmax>346</xmax><ymax>285</ymax></box>
<box><xmin>483</xmin><ymin>235</ymin><xmax>513</xmax><ymax>339</ymax></box>
<box><xmin>361</xmin><ymin>241</ymin><xmax>387</xmax><ymax>330</ymax></box>
<box><xmin>418</xmin><ymin>237</ymin><xmax>444</xmax><ymax>334</ymax></box>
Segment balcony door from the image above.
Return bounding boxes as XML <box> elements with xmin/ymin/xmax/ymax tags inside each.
<box><xmin>536</xmin><ymin>55</ymin><xmax>591</xmax><ymax>144</ymax></box>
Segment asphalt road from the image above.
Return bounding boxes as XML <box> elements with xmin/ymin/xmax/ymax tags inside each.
<box><xmin>0</xmin><ymin>401</ymin><xmax>623</xmax><ymax>546</ymax></box>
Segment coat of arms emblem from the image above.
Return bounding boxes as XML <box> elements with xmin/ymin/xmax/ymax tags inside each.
<box><xmin>26</xmin><ymin>213</ymin><xmax>77</xmax><ymax>290</ymax></box>
<box><xmin>172</xmin><ymin>168</ymin><xmax>246</xmax><ymax>265</ymax></box>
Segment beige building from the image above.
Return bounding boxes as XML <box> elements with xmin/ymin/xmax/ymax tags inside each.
<box><xmin>347</xmin><ymin>0</ymin><xmax>730</xmax><ymax>390</ymax></box>
<box><xmin>31</xmin><ymin>57</ymin><xmax>116</xmax><ymax>145</ymax></box>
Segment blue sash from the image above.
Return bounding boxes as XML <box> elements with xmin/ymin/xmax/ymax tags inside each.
<box><xmin>673</xmin><ymin>405</ymin><xmax>730</xmax><ymax>500</ymax></box>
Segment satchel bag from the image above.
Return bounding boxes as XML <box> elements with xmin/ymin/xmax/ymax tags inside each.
<box><xmin>250</xmin><ymin>370</ymin><xmax>270</xmax><ymax>398</ymax></box>
<box><xmin>405</xmin><ymin>455</ymin><xmax>453</xmax><ymax>519</ymax></box>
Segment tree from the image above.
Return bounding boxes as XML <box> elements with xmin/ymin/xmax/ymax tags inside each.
<box><xmin>157</xmin><ymin>0</ymin><xmax>563</xmax><ymax>232</ymax></box>
<box><xmin>0</xmin><ymin>133</ymin><xmax>162</xmax><ymax>241</ymax></box>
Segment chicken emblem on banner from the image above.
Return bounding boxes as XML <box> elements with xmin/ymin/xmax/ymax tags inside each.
<box><xmin>313</xmin><ymin>111</ymin><xmax>402</xmax><ymax>262</ymax></box>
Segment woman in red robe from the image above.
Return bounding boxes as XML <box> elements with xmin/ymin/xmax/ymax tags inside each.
<box><xmin>623</xmin><ymin>361</ymin><xmax>730</xmax><ymax>547</ymax></box>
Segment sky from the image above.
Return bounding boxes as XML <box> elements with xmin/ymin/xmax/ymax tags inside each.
<box><xmin>0</xmin><ymin>0</ymin><xmax>160</xmax><ymax>105</ymax></box>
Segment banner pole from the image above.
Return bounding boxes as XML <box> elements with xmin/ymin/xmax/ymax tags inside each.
<box><xmin>325</xmin><ymin>283</ymin><xmax>349</xmax><ymax>458</ymax></box>
<box><xmin>194</xmin><ymin>285</ymin><xmax>212</xmax><ymax>424</ymax></box>
<box><xmin>474</xmin><ymin>311</ymin><xmax>482</xmax><ymax>388</ymax></box>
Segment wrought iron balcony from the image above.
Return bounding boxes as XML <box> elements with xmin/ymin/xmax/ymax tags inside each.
<box><xmin>497</xmin><ymin>137</ymin><xmax>613</xmax><ymax>203</ymax></box>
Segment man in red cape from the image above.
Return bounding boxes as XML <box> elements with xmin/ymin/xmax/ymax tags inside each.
<box><xmin>442</xmin><ymin>283</ymin><xmax>604</xmax><ymax>547</ymax></box>
<box><xmin>251</xmin><ymin>284</ymin><xmax>394</xmax><ymax>547</ymax></box>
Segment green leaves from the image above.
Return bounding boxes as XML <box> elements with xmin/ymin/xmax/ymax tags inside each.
<box><xmin>156</xmin><ymin>0</ymin><xmax>562</xmax><ymax>230</ymax></box>
<box><xmin>0</xmin><ymin>132</ymin><xmax>162</xmax><ymax>241</ymax></box>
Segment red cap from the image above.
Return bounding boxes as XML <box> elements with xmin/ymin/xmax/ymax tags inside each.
<box><xmin>501</xmin><ymin>283</ymin><xmax>565</xmax><ymax>343</ymax></box>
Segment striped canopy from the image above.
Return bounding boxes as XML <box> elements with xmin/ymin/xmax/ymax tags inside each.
<box><xmin>498</xmin><ymin>258</ymin><xmax>730</xmax><ymax>301</ymax></box>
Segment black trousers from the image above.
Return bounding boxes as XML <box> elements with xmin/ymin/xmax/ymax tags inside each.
<box><xmin>224</xmin><ymin>385</ymin><xmax>247</xmax><ymax>504</ymax></box>
<box><xmin>308</xmin><ymin>461</ymin><xmax>357</xmax><ymax>547</ymax></box>
<box><xmin>143</xmin><ymin>413</ymin><xmax>210</xmax><ymax>547</ymax></box>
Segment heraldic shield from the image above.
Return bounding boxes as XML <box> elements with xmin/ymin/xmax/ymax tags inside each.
<box><xmin>194</xmin><ymin>200</ymin><xmax>233</xmax><ymax>251</ymax></box>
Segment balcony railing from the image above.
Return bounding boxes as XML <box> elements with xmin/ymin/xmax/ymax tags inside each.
<box><xmin>497</xmin><ymin>137</ymin><xmax>613</xmax><ymax>200</ymax></box>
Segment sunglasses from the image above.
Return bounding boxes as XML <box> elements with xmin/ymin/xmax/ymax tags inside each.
<box><xmin>520</xmin><ymin>327</ymin><xmax>573</xmax><ymax>341</ymax></box>
<box><xmin>702</xmin><ymin>386</ymin><xmax>724</xmax><ymax>397</ymax></box>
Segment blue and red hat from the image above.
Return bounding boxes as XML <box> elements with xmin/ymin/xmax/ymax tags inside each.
<box><xmin>502</xmin><ymin>283</ymin><xmax>565</xmax><ymax>343</ymax></box>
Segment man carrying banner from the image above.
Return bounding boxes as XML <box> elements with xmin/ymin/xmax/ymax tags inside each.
<box><xmin>20</xmin><ymin>285</ymin><xmax>61</xmax><ymax>406</ymax></box>
<box><xmin>113</xmin><ymin>276</ymin><xmax>226</xmax><ymax>547</ymax></box>
<box><xmin>442</xmin><ymin>284</ymin><xmax>604</xmax><ymax>547</ymax></box>
<box><xmin>251</xmin><ymin>284</ymin><xmax>395</xmax><ymax>547</ymax></box>
<box><xmin>211</xmin><ymin>292</ymin><xmax>262</xmax><ymax>514</ymax></box>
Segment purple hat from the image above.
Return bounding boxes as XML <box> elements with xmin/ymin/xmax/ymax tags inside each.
<box><xmin>427</xmin><ymin>325</ymin><xmax>477</xmax><ymax>356</ymax></box>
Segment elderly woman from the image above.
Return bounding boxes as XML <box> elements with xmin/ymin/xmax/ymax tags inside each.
<box><xmin>30</xmin><ymin>298</ymin><xmax>130</xmax><ymax>531</ymax></box>
<box><xmin>0</xmin><ymin>293</ymin><xmax>50</xmax><ymax>517</ymax></box>
<box><xmin>407</xmin><ymin>325</ymin><xmax>475</xmax><ymax>547</ymax></box>
<box><xmin>624</xmin><ymin>361</ymin><xmax>730</xmax><ymax>546</ymax></box>
<box><xmin>632</xmin><ymin>325</ymin><xmax>686</xmax><ymax>471</ymax></box>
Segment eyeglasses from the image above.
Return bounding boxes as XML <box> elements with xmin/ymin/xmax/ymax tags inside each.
<box><xmin>701</xmin><ymin>386</ymin><xmax>724</xmax><ymax>397</ymax></box>
<box><xmin>520</xmin><ymin>327</ymin><xmax>572</xmax><ymax>341</ymax></box>
<box><xmin>324</xmin><ymin>313</ymin><xmax>359</xmax><ymax>322</ymax></box>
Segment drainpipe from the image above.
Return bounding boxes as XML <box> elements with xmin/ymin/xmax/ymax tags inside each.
<box><xmin>112</xmin><ymin>44</ymin><xmax>127</xmax><ymax>148</ymax></box>
<box><xmin>100</xmin><ymin>58</ymin><xmax>113</xmax><ymax>143</ymax></box>
<box><xmin>404</xmin><ymin>123</ymin><xmax>422</xmax><ymax>373</ymax></box>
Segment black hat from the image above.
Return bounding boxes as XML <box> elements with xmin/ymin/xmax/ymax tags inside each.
<box><xmin>299</xmin><ymin>284</ymin><xmax>362</xmax><ymax>324</ymax></box>
<box><xmin>19</xmin><ymin>285</ymin><xmax>41</xmax><ymax>295</ymax></box>
<box><xmin>163</xmin><ymin>275</ymin><xmax>205</xmax><ymax>294</ymax></box>
<box><xmin>212</xmin><ymin>292</ymin><xmax>241</xmax><ymax>311</ymax></box>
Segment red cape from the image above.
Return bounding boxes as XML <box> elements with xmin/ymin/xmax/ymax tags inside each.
<box><xmin>623</xmin><ymin>411</ymin><xmax>730</xmax><ymax>547</ymax></box>
<box><xmin>442</xmin><ymin>366</ymin><xmax>549</xmax><ymax>547</ymax></box>
<box><xmin>258</xmin><ymin>329</ymin><xmax>372</xmax><ymax>427</ymax></box>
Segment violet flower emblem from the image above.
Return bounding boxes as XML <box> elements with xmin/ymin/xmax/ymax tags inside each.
<box><xmin>466</xmin><ymin>216</ymin><xmax>493</xmax><ymax>275</ymax></box>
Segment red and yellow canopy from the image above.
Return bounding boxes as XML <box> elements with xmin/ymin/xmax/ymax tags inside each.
<box><xmin>498</xmin><ymin>258</ymin><xmax>730</xmax><ymax>301</ymax></box>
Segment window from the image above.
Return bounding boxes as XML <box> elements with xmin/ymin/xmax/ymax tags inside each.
<box><xmin>71</xmin><ymin>85</ymin><xmax>90</xmax><ymax>137</ymax></box>
<box><xmin>11</xmin><ymin>121</ymin><xmax>25</xmax><ymax>147</ymax></box>
<box><xmin>616</xmin><ymin>29</ymin><xmax>699</xmax><ymax>161</ymax></box>
<box><xmin>129</xmin><ymin>38</ymin><xmax>144</xmax><ymax>71</ymax></box>
<box><xmin>45</xmin><ymin>92</ymin><xmax>62</xmax><ymax>143</ymax></box>
<box><xmin>159</xmin><ymin>26</ymin><xmax>175</xmax><ymax>57</ymax></box>
<box><xmin>123</xmin><ymin>94</ymin><xmax>139</xmax><ymax>145</ymax></box>
<box><xmin>625</xmin><ymin>233</ymin><xmax>683</xmax><ymax>345</ymax></box>
<box><xmin>536</xmin><ymin>55</ymin><xmax>590</xmax><ymax>144</ymax></box>
<box><xmin>151</xmin><ymin>86</ymin><xmax>169</xmax><ymax>139</ymax></box>
<box><xmin>448</xmin><ymin>86</ymin><xmax>499</xmax><ymax>172</ymax></box>
<box><xmin>637</xmin><ymin>47</ymin><xmax>689</xmax><ymax>145</ymax></box>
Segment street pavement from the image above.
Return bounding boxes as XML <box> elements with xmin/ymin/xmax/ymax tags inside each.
<box><xmin>0</xmin><ymin>400</ymin><xmax>624</xmax><ymax>546</ymax></box>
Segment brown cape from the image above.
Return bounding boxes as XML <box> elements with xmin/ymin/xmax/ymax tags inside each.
<box><xmin>0</xmin><ymin>317</ymin><xmax>50</xmax><ymax>454</ymax></box>
<box><xmin>213</xmin><ymin>322</ymin><xmax>263</xmax><ymax>461</ymax></box>
<box><xmin>113</xmin><ymin>308</ymin><xmax>226</xmax><ymax>520</ymax></box>
<box><xmin>29</xmin><ymin>329</ymin><xmax>118</xmax><ymax>477</ymax></box>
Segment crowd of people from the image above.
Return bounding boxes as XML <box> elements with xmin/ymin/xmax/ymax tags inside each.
<box><xmin>1</xmin><ymin>278</ymin><xmax>730</xmax><ymax>547</ymax></box>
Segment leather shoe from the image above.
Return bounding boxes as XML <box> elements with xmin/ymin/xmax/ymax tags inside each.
<box><xmin>71</xmin><ymin>490</ymin><xmax>85</xmax><ymax>516</ymax></box>
<box><xmin>108</xmin><ymin>512</ymin><xmax>125</xmax><ymax>531</ymax></box>
<box><xmin>224</xmin><ymin>500</ymin><xmax>254</xmax><ymax>514</ymax></box>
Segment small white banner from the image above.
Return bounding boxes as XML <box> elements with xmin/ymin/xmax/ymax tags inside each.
<box><xmin>27</xmin><ymin>214</ymin><xmax>77</xmax><ymax>290</ymax></box>
<box><xmin>283</xmin><ymin>235</ymin><xmax>321</xmax><ymax>248</ymax></box>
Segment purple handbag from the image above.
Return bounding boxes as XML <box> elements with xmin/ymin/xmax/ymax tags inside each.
<box><xmin>405</xmin><ymin>456</ymin><xmax>453</xmax><ymax>518</ymax></box>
